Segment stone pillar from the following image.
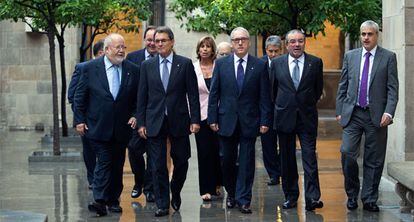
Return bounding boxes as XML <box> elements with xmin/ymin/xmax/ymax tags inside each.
<box><xmin>383</xmin><ymin>0</ymin><xmax>414</xmax><ymax>162</ymax></box>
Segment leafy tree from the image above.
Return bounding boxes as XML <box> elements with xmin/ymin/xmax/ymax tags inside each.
<box><xmin>170</xmin><ymin>0</ymin><xmax>381</xmax><ymax>45</ymax></box>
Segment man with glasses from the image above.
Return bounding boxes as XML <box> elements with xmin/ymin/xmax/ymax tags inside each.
<box><xmin>208</xmin><ymin>27</ymin><xmax>272</xmax><ymax>214</ymax></box>
<box><xmin>270</xmin><ymin>29</ymin><xmax>324</xmax><ymax>211</ymax></box>
<box><xmin>136</xmin><ymin>26</ymin><xmax>200</xmax><ymax>217</ymax></box>
<box><xmin>74</xmin><ymin>33</ymin><xmax>140</xmax><ymax>216</ymax></box>
<box><xmin>125</xmin><ymin>26</ymin><xmax>157</xmax><ymax>202</ymax></box>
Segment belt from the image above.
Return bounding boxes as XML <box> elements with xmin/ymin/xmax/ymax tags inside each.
<box><xmin>356</xmin><ymin>106</ymin><xmax>369</xmax><ymax>110</ymax></box>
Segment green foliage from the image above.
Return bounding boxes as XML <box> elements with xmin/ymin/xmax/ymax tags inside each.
<box><xmin>170</xmin><ymin>0</ymin><xmax>381</xmax><ymax>39</ymax></box>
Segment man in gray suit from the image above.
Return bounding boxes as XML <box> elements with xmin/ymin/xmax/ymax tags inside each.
<box><xmin>336</xmin><ymin>20</ymin><xmax>398</xmax><ymax>212</ymax></box>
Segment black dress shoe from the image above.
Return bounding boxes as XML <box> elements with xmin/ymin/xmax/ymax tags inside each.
<box><xmin>226</xmin><ymin>197</ymin><xmax>236</xmax><ymax>208</ymax></box>
<box><xmin>108</xmin><ymin>204</ymin><xmax>123</xmax><ymax>213</ymax></box>
<box><xmin>239</xmin><ymin>204</ymin><xmax>252</xmax><ymax>214</ymax></box>
<box><xmin>282</xmin><ymin>200</ymin><xmax>297</xmax><ymax>209</ymax></box>
<box><xmin>171</xmin><ymin>194</ymin><xmax>181</xmax><ymax>211</ymax></box>
<box><xmin>145</xmin><ymin>192</ymin><xmax>155</xmax><ymax>202</ymax></box>
<box><xmin>305</xmin><ymin>199</ymin><xmax>324</xmax><ymax>211</ymax></box>
<box><xmin>347</xmin><ymin>198</ymin><xmax>358</xmax><ymax>210</ymax></box>
<box><xmin>267</xmin><ymin>178</ymin><xmax>280</xmax><ymax>186</ymax></box>
<box><xmin>88</xmin><ymin>202</ymin><xmax>107</xmax><ymax>216</ymax></box>
<box><xmin>363</xmin><ymin>202</ymin><xmax>379</xmax><ymax>212</ymax></box>
<box><xmin>131</xmin><ymin>188</ymin><xmax>142</xmax><ymax>198</ymax></box>
<box><xmin>155</xmin><ymin>208</ymin><xmax>169</xmax><ymax>217</ymax></box>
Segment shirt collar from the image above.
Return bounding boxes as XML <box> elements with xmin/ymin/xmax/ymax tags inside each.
<box><xmin>159</xmin><ymin>52</ymin><xmax>174</xmax><ymax>64</ymax></box>
<box><xmin>288</xmin><ymin>53</ymin><xmax>305</xmax><ymax>64</ymax></box>
<box><xmin>234</xmin><ymin>53</ymin><xmax>249</xmax><ymax>63</ymax></box>
<box><xmin>145</xmin><ymin>49</ymin><xmax>155</xmax><ymax>59</ymax></box>
<box><xmin>104</xmin><ymin>56</ymin><xmax>119</xmax><ymax>70</ymax></box>
<box><xmin>362</xmin><ymin>45</ymin><xmax>377</xmax><ymax>57</ymax></box>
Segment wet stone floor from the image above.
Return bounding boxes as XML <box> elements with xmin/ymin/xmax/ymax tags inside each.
<box><xmin>0</xmin><ymin>131</ymin><xmax>412</xmax><ymax>222</ymax></box>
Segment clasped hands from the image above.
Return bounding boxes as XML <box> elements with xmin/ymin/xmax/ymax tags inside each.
<box><xmin>209</xmin><ymin>123</ymin><xmax>269</xmax><ymax>134</ymax></box>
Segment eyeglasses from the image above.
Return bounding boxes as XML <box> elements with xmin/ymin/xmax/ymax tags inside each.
<box><xmin>287</xmin><ymin>39</ymin><xmax>305</xmax><ymax>44</ymax></box>
<box><xmin>155</xmin><ymin>39</ymin><xmax>171</xmax><ymax>44</ymax></box>
<box><xmin>111</xmin><ymin>45</ymin><xmax>127</xmax><ymax>51</ymax></box>
<box><xmin>231</xmin><ymin>37</ymin><xmax>249</xmax><ymax>43</ymax></box>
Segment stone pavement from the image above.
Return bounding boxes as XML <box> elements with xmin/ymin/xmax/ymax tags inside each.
<box><xmin>0</xmin><ymin>130</ymin><xmax>412</xmax><ymax>222</ymax></box>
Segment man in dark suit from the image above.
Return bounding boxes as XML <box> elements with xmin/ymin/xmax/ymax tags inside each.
<box><xmin>208</xmin><ymin>27</ymin><xmax>272</xmax><ymax>214</ymax></box>
<box><xmin>125</xmin><ymin>26</ymin><xmax>157</xmax><ymax>202</ymax></box>
<box><xmin>271</xmin><ymin>29</ymin><xmax>324</xmax><ymax>211</ymax></box>
<box><xmin>336</xmin><ymin>20</ymin><xmax>398</xmax><ymax>212</ymax></box>
<box><xmin>260</xmin><ymin>35</ymin><xmax>282</xmax><ymax>186</ymax></box>
<box><xmin>136</xmin><ymin>26</ymin><xmax>200</xmax><ymax>217</ymax></box>
<box><xmin>74</xmin><ymin>33</ymin><xmax>140</xmax><ymax>216</ymax></box>
<box><xmin>68</xmin><ymin>40</ymin><xmax>104</xmax><ymax>189</ymax></box>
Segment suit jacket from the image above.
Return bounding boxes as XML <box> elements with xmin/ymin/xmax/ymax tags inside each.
<box><xmin>126</xmin><ymin>49</ymin><xmax>146</xmax><ymax>65</ymax></box>
<box><xmin>136</xmin><ymin>54</ymin><xmax>201</xmax><ymax>137</ymax></box>
<box><xmin>207</xmin><ymin>54</ymin><xmax>272</xmax><ymax>138</ymax></box>
<box><xmin>74</xmin><ymin>56</ymin><xmax>140</xmax><ymax>143</ymax></box>
<box><xmin>271</xmin><ymin>53</ymin><xmax>323</xmax><ymax>134</ymax></box>
<box><xmin>68</xmin><ymin>61</ymin><xmax>88</xmax><ymax>111</ymax></box>
<box><xmin>336</xmin><ymin>46</ymin><xmax>398</xmax><ymax>127</ymax></box>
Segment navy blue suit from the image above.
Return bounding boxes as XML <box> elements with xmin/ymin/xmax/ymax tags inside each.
<box><xmin>259</xmin><ymin>55</ymin><xmax>281</xmax><ymax>183</ymax></box>
<box><xmin>208</xmin><ymin>54</ymin><xmax>272</xmax><ymax>206</ymax></box>
<box><xmin>74</xmin><ymin>56</ymin><xmax>139</xmax><ymax>205</ymax></box>
<box><xmin>68</xmin><ymin>61</ymin><xmax>96</xmax><ymax>187</ymax></box>
<box><xmin>271</xmin><ymin>53</ymin><xmax>323</xmax><ymax>204</ymax></box>
<box><xmin>126</xmin><ymin>49</ymin><xmax>153</xmax><ymax>195</ymax></box>
<box><xmin>136</xmin><ymin>54</ymin><xmax>200</xmax><ymax>210</ymax></box>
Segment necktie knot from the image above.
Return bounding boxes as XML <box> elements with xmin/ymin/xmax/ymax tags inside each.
<box><xmin>365</xmin><ymin>52</ymin><xmax>371</xmax><ymax>57</ymax></box>
<box><xmin>293</xmin><ymin>59</ymin><xmax>299</xmax><ymax>65</ymax></box>
<box><xmin>163</xmin><ymin>58</ymin><xmax>169</xmax><ymax>64</ymax></box>
<box><xmin>238</xmin><ymin>58</ymin><xmax>243</xmax><ymax>64</ymax></box>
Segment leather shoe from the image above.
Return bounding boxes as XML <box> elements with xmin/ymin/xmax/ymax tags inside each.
<box><xmin>239</xmin><ymin>204</ymin><xmax>252</xmax><ymax>214</ymax></box>
<box><xmin>131</xmin><ymin>188</ymin><xmax>142</xmax><ymax>198</ymax></box>
<box><xmin>226</xmin><ymin>197</ymin><xmax>236</xmax><ymax>208</ymax></box>
<box><xmin>145</xmin><ymin>192</ymin><xmax>155</xmax><ymax>202</ymax></box>
<box><xmin>171</xmin><ymin>194</ymin><xmax>181</xmax><ymax>211</ymax></box>
<box><xmin>154</xmin><ymin>208</ymin><xmax>169</xmax><ymax>217</ymax></box>
<box><xmin>363</xmin><ymin>202</ymin><xmax>379</xmax><ymax>212</ymax></box>
<box><xmin>347</xmin><ymin>198</ymin><xmax>358</xmax><ymax>210</ymax></box>
<box><xmin>267</xmin><ymin>178</ymin><xmax>280</xmax><ymax>186</ymax></box>
<box><xmin>88</xmin><ymin>202</ymin><xmax>107</xmax><ymax>216</ymax></box>
<box><xmin>282</xmin><ymin>200</ymin><xmax>297</xmax><ymax>209</ymax></box>
<box><xmin>108</xmin><ymin>204</ymin><xmax>123</xmax><ymax>213</ymax></box>
<box><xmin>305</xmin><ymin>199</ymin><xmax>324</xmax><ymax>211</ymax></box>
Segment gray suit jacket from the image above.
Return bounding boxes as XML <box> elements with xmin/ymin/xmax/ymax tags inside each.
<box><xmin>336</xmin><ymin>46</ymin><xmax>398</xmax><ymax>128</ymax></box>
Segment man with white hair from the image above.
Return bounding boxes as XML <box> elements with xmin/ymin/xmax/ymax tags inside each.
<box><xmin>216</xmin><ymin>41</ymin><xmax>233</xmax><ymax>58</ymax></box>
<box><xmin>74</xmin><ymin>33</ymin><xmax>140</xmax><ymax>216</ymax></box>
<box><xmin>208</xmin><ymin>27</ymin><xmax>271</xmax><ymax>214</ymax></box>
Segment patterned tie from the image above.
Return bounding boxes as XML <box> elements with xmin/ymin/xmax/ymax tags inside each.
<box><xmin>237</xmin><ymin>58</ymin><xmax>244</xmax><ymax>91</ymax></box>
<box><xmin>111</xmin><ymin>65</ymin><xmax>120</xmax><ymax>99</ymax></box>
<box><xmin>292</xmin><ymin>59</ymin><xmax>300</xmax><ymax>90</ymax></box>
<box><xmin>359</xmin><ymin>52</ymin><xmax>371</xmax><ymax>107</ymax></box>
<box><xmin>162</xmin><ymin>58</ymin><xmax>169</xmax><ymax>91</ymax></box>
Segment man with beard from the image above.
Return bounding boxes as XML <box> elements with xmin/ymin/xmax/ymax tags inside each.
<box><xmin>74</xmin><ymin>33</ymin><xmax>140</xmax><ymax>216</ymax></box>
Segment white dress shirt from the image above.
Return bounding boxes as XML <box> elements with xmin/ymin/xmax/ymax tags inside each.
<box><xmin>104</xmin><ymin>56</ymin><xmax>122</xmax><ymax>94</ymax></box>
<box><xmin>288</xmin><ymin>54</ymin><xmax>305</xmax><ymax>80</ymax></box>
<box><xmin>234</xmin><ymin>54</ymin><xmax>248</xmax><ymax>78</ymax></box>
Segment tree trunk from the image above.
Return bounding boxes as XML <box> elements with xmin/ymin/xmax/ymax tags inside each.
<box><xmin>80</xmin><ymin>24</ymin><xmax>88</xmax><ymax>62</ymax></box>
<box><xmin>57</xmin><ymin>34</ymin><xmax>68</xmax><ymax>137</ymax></box>
<box><xmin>47</xmin><ymin>29</ymin><xmax>61</xmax><ymax>155</ymax></box>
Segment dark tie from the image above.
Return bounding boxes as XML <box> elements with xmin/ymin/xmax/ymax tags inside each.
<box><xmin>237</xmin><ymin>58</ymin><xmax>244</xmax><ymax>91</ymax></box>
<box><xmin>111</xmin><ymin>65</ymin><xmax>120</xmax><ymax>99</ymax></box>
<box><xmin>162</xmin><ymin>58</ymin><xmax>169</xmax><ymax>91</ymax></box>
<box><xmin>359</xmin><ymin>52</ymin><xmax>371</xmax><ymax>107</ymax></box>
<box><xmin>292</xmin><ymin>59</ymin><xmax>300</xmax><ymax>90</ymax></box>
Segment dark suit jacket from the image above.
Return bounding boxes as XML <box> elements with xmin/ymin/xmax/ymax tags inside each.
<box><xmin>208</xmin><ymin>54</ymin><xmax>272</xmax><ymax>138</ymax></box>
<box><xmin>271</xmin><ymin>53</ymin><xmax>323</xmax><ymax>134</ymax></box>
<box><xmin>74</xmin><ymin>56</ymin><xmax>140</xmax><ymax>143</ymax></box>
<box><xmin>136</xmin><ymin>54</ymin><xmax>201</xmax><ymax>137</ymax></box>
<box><xmin>126</xmin><ymin>49</ymin><xmax>146</xmax><ymax>65</ymax></box>
<box><xmin>336</xmin><ymin>46</ymin><xmax>398</xmax><ymax>127</ymax></box>
<box><xmin>68</xmin><ymin>61</ymin><xmax>88</xmax><ymax>112</ymax></box>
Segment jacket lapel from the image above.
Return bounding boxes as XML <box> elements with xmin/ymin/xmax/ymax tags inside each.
<box><xmin>242</xmin><ymin>55</ymin><xmax>255</xmax><ymax>94</ymax></box>
<box><xmin>282</xmin><ymin>55</ymin><xmax>296</xmax><ymax>91</ymax></box>
<box><xmin>299</xmin><ymin>53</ymin><xmax>311</xmax><ymax>90</ymax></box>
<box><xmin>353</xmin><ymin>49</ymin><xmax>362</xmax><ymax>88</ymax></box>
<box><xmin>369</xmin><ymin>47</ymin><xmax>383</xmax><ymax>88</ymax></box>
<box><xmin>226</xmin><ymin>54</ymin><xmax>239</xmax><ymax>95</ymax></box>
<box><xmin>116</xmin><ymin>61</ymin><xmax>130</xmax><ymax>100</ymax></box>
<box><xmin>96</xmin><ymin>57</ymin><xmax>111</xmax><ymax>96</ymax></box>
<box><xmin>167</xmin><ymin>54</ymin><xmax>181</xmax><ymax>93</ymax></box>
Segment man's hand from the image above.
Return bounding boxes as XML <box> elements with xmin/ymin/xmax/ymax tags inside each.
<box><xmin>138</xmin><ymin>126</ymin><xmax>147</xmax><ymax>139</ymax></box>
<box><xmin>336</xmin><ymin>115</ymin><xmax>341</xmax><ymax>123</ymax></box>
<box><xmin>128</xmin><ymin>117</ymin><xmax>137</xmax><ymax>129</ymax></box>
<box><xmin>380</xmin><ymin>114</ymin><xmax>392</xmax><ymax>127</ymax></box>
<box><xmin>76</xmin><ymin>123</ymin><xmax>88</xmax><ymax>136</ymax></box>
<box><xmin>190</xmin><ymin>124</ymin><xmax>200</xmax><ymax>133</ymax></box>
<box><xmin>210</xmin><ymin>123</ymin><xmax>219</xmax><ymax>132</ymax></box>
<box><xmin>260</xmin><ymin>126</ymin><xmax>269</xmax><ymax>134</ymax></box>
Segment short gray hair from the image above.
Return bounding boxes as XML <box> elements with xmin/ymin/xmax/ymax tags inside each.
<box><xmin>285</xmin><ymin>29</ymin><xmax>305</xmax><ymax>44</ymax></box>
<box><xmin>265</xmin><ymin>35</ymin><xmax>282</xmax><ymax>48</ymax></box>
<box><xmin>103</xmin><ymin>33</ymin><xmax>124</xmax><ymax>50</ymax></box>
<box><xmin>230</xmin><ymin>27</ymin><xmax>250</xmax><ymax>39</ymax></box>
<box><xmin>360</xmin><ymin>20</ymin><xmax>379</xmax><ymax>34</ymax></box>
